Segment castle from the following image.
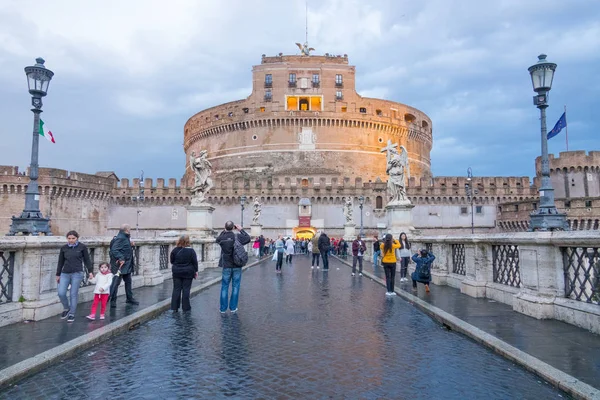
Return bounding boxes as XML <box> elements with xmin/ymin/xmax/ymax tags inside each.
<box><xmin>1</xmin><ymin>51</ymin><xmax>598</xmax><ymax>237</ymax></box>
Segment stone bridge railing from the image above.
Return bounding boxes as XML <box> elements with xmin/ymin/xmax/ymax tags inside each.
<box><xmin>0</xmin><ymin>236</ymin><xmax>223</xmax><ymax>327</ymax></box>
<box><xmin>404</xmin><ymin>232</ymin><xmax>599</xmax><ymax>334</ymax></box>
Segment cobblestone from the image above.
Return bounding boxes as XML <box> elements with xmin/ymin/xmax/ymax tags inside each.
<box><xmin>2</xmin><ymin>256</ymin><xmax>568</xmax><ymax>399</ymax></box>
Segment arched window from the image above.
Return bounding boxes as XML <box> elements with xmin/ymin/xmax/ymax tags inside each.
<box><xmin>376</xmin><ymin>196</ymin><xmax>383</xmax><ymax>209</ymax></box>
<box><xmin>301</xmin><ymin>179</ymin><xmax>309</xmax><ymax>187</ymax></box>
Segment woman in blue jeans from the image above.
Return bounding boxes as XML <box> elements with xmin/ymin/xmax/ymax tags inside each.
<box><xmin>55</xmin><ymin>230</ymin><xmax>93</xmax><ymax>323</ymax></box>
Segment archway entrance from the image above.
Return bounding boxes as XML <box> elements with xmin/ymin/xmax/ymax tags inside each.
<box><xmin>293</xmin><ymin>226</ymin><xmax>316</xmax><ymax>239</ymax></box>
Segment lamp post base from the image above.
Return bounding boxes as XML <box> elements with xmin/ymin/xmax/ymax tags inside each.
<box><xmin>529</xmin><ymin>210</ymin><xmax>568</xmax><ymax>231</ymax></box>
<box><xmin>7</xmin><ymin>212</ymin><xmax>52</xmax><ymax>236</ymax></box>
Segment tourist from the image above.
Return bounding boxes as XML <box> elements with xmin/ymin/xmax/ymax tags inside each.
<box><xmin>259</xmin><ymin>235</ymin><xmax>266</xmax><ymax>257</ymax></box>
<box><xmin>285</xmin><ymin>236</ymin><xmax>295</xmax><ymax>264</ymax></box>
<box><xmin>380</xmin><ymin>233</ymin><xmax>400</xmax><ymax>296</ymax></box>
<box><xmin>372</xmin><ymin>236</ymin><xmax>381</xmax><ymax>267</ymax></box>
<box><xmin>351</xmin><ymin>235</ymin><xmax>367</xmax><ymax>277</ymax></box>
<box><xmin>274</xmin><ymin>235</ymin><xmax>285</xmax><ymax>273</ymax></box>
<box><xmin>341</xmin><ymin>239</ymin><xmax>349</xmax><ymax>257</ymax></box>
<box><xmin>252</xmin><ymin>237</ymin><xmax>260</xmax><ymax>257</ymax></box>
<box><xmin>170</xmin><ymin>234</ymin><xmax>198</xmax><ymax>312</ymax></box>
<box><xmin>411</xmin><ymin>249</ymin><xmax>436</xmax><ymax>293</ymax></box>
<box><xmin>398</xmin><ymin>232</ymin><xmax>412</xmax><ymax>282</ymax></box>
<box><xmin>109</xmin><ymin>224</ymin><xmax>140</xmax><ymax>308</ymax></box>
<box><xmin>310</xmin><ymin>234</ymin><xmax>320</xmax><ymax>269</ymax></box>
<box><xmin>56</xmin><ymin>230</ymin><xmax>94</xmax><ymax>323</ymax></box>
<box><xmin>85</xmin><ymin>262</ymin><xmax>113</xmax><ymax>321</ymax></box>
<box><xmin>216</xmin><ymin>221</ymin><xmax>250</xmax><ymax>313</ymax></box>
<box><xmin>318</xmin><ymin>231</ymin><xmax>331</xmax><ymax>270</ymax></box>
<box><xmin>338</xmin><ymin>238</ymin><xmax>346</xmax><ymax>258</ymax></box>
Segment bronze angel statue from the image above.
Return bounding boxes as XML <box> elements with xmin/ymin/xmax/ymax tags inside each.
<box><xmin>296</xmin><ymin>42</ymin><xmax>315</xmax><ymax>56</ymax></box>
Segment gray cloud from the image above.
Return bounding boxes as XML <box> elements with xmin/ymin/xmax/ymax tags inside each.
<box><xmin>0</xmin><ymin>0</ymin><xmax>598</xmax><ymax>183</ymax></box>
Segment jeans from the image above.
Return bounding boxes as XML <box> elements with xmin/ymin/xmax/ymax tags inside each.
<box><xmin>373</xmin><ymin>250</ymin><xmax>381</xmax><ymax>266</ymax></box>
<box><xmin>383</xmin><ymin>263</ymin><xmax>397</xmax><ymax>293</ymax></box>
<box><xmin>172</xmin><ymin>277</ymin><xmax>193</xmax><ymax>311</ymax></box>
<box><xmin>352</xmin><ymin>256</ymin><xmax>364</xmax><ymax>274</ymax></box>
<box><xmin>57</xmin><ymin>272</ymin><xmax>84</xmax><ymax>315</ymax></box>
<box><xmin>276</xmin><ymin>251</ymin><xmax>283</xmax><ymax>270</ymax></box>
<box><xmin>220</xmin><ymin>268</ymin><xmax>242</xmax><ymax>312</ymax></box>
<box><xmin>109</xmin><ymin>273</ymin><xmax>134</xmax><ymax>303</ymax></box>
<box><xmin>400</xmin><ymin>257</ymin><xmax>410</xmax><ymax>278</ymax></box>
<box><xmin>312</xmin><ymin>253</ymin><xmax>320</xmax><ymax>266</ymax></box>
<box><xmin>321</xmin><ymin>252</ymin><xmax>329</xmax><ymax>270</ymax></box>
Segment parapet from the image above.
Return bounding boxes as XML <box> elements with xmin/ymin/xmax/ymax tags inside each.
<box><xmin>537</xmin><ymin>150</ymin><xmax>600</xmax><ymax>173</ymax></box>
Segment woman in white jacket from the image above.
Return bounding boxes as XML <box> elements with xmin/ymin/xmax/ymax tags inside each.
<box><xmin>86</xmin><ymin>262</ymin><xmax>114</xmax><ymax>320</ymax></box>
<box><xmin>285</xmin><ymin>237</ymin><xmax>295</xmax><ymax>264</ymax></box>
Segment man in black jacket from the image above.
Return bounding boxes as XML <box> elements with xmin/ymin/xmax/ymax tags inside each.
<box><xmin>109</xmin><ymin>224</ymin><xmax>139</xmax><ymax>308</ymax></box>
<box><xmin>317</xmin><ymin>231</ymin><xmax>331</xmax><ymax>270</ymax></box>
<box><xmin>258</xmin><ymin>235</ymin><xmax>265</xmax><ymax>257</ymax></box>
<box><xmin>216</xmin><ymin>221</ymin><xmax>251</xmax><ymax>313</ymax></box>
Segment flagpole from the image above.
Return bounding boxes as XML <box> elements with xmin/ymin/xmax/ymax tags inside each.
<box><xmin>564</xmin><ymin>105</ymin><xmax>568</xmax><ymax>151</ymax></box>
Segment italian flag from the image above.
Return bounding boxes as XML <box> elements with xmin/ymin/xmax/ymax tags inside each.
<box><xmin>39</xmin><ymin>119</ymin><xmax>56</xmax><ymax>143</ymax></box>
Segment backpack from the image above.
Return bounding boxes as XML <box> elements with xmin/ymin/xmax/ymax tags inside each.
<box><xmin>417</xmin><ymin>261</ymin><xmax>432</xmax><ymax>280</ymax></box>
<box><xmin>233</xmin><ymin>236</ymin><xmax>249</xmax><ymax>267</ymax></box>
<box><xmin>108</xmin><ymin>236</ymin><xmax>117</xmax><ymax>260</ymax></box>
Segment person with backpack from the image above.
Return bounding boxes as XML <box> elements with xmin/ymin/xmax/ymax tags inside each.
<box><xmin>411</xmin><ymin>249</ymin><xmax>436</xmax><ymax>293</ymax></box>
<box><xmin>216</xmin><ymin>221</ymin><xmax>251</xmax><ymax>313</ymax></box>
<box><xmin>108</xmin><ymin>224</ymin><xmax>139</xmax><ymax>308</ymax></box>
<box><xmin>170</xmin><ymin>234</ymin><xmax>198</xmax><ymax>312</ymax></box>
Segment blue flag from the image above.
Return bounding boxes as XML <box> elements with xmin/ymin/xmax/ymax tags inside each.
<box><xmin>547</xmin><ymin>112</ymin><xmax>567</xmax><ymax>140</ymax></box>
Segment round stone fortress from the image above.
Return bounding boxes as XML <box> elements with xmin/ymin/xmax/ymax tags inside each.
<box><xmin>183</xmin><ymin>52</ymin><xmax>432</xmax><ymax>185</ymax></box>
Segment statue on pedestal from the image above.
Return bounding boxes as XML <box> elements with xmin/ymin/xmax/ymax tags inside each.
<box><xmin>344</xmin><ymin>197</ymin><xmax>354</xmax><ymax>224</ymax></box>
<box><xmin>189</xmin><ymin>150</ymin><xmax>213</xmax><ymax>206</ymax></box>
<box><xmin>380</xmin><ymin>140</ymin><xmax>410</xmax><ymax>205</ymax></box>
<box><xmin>252</xmin><ymin>196</ymin><xmax>262</xmax><ymax>224</ymax></box>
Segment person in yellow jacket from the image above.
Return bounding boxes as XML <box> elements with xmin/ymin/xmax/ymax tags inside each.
<box><xmin>380</xmin><ymin>233</ymin><xmax>401</xmax><ymax>296</ymax></box>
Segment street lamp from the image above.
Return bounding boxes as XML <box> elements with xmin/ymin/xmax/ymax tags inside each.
<box><xmin>465</xmin><ymin>167</ymin><xmax>474</xmax><ymax>234</ymax></box>
<box><xmin>358</xmin><ymin>196</ymin><xmax>365</xmax><ymax>236</ymax></box>
<box><xmin>527</xmin><ymin>54</ymin><xmax>568</xmax><ymax>231</ymax></box>
<box><xmin>9</xmin><ymin>58</ymin><xmax>54</xmax><ymax>236</ymax></box>
<box><xmin>240</xmin><ymin>195</ymin><xmax>247</xmax><ymax>228</ymax></box>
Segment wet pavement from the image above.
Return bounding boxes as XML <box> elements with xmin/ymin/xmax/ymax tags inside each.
<box><xmin>361</xmin><ymin>258</ymin><xmax>600</xmax><ymax>391</ymax></box>
<box><xmin>2</xmin><ymin>256</ymin><xmax>568</xmax><ymax>399</ymax></box>
<box><xmin>0</xmin><ymin>269</ymin><xmax>222</xmax><ymax>371</ymax></box>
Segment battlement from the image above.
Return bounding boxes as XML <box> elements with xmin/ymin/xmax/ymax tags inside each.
<box><xmin>536</xmin><ymin>150</ymin><xmax>600</xmax><ymax>173</ymax></box>
<box><xmin>261</xmin><ymin>53</ymin><xmax>349</xmax><ymax>65</ymax></box>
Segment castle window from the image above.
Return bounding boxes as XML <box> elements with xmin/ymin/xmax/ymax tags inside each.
<box><xmin>376</xmin><ymin>109</ymin><xmax>382</xmax><ymax>116</ymax></box>
<box><xmin>378</xmin><ymin>137</ymin><xmax>383</xmax><ymax>143</ymax></box>
<box><xmin>422</xmin><ymin>120</ymin><xmax>429</xmax><ymax>129</ymax></box>
<box><xmin>228</xmin><ymin>112</ymin><xmax>233</xmax><ymax>117</ymax></box>
<box><xmin>335</xmin><ymin>74</ymin><xmax>343</xmax><ymax>87</ymax></box>
<box><xmin>341</xmin><ymin>106</ymin><xmax>347</xmax><ymax>112</ymax></box>
<box><xmin>404</xmin><ymin>113</ymin><xmax>416</xmax><ymax>123</ymax></box>
<box><xmin>299</xmin><ymin>98</ymin><xmax>309</xmax><ymax>111</ymax></box>
<box><xmin>460</xmin><ymin>207</ymin><xmax>468</xmax><ymax>215</ymax></box>
<box><xmin>301</xmin><ymin>179</ymin><xmax>309</xmax><ymax>187</ymax></box>
<box><xmin>214</xmin><ymin>114</ymin><xmax>219</xmax><ymax>120</ymax></box>
<box><xmin>564</xmin><ymin>200</ymin><xmax>571</xmax><ymax>208</ymax></box>
<box><xmin>376</xmin><ymin>196</ymin><xmax>383</xmax><ymax>209</ymax></box>
<box><xmin>289</xmin><ymin>73</ymin><xmax>297</xmax><ymax>87</ymax></box>
<box><xmin>476</xmin><ymin>206</ymin><xmax>483</xmax><ymax>214</ymax></box>
<box><xmin>252</xmin><ymin>135</ymin><xmax>258</xmax><ymax>140</ymax></box>
<box><xmin>515</xmin><ymin>205</ymin><xmax>519</xmax><ymax>211</ymax></box>
<box><xmin>312</xmin><ymin>74</ymin><xmax>320</xmax><ymax>87</ymax></box>
<box><xmin>264</xmin><ymin>89</ymin><xmax>272</xmax><ymax>102</ymax></box>
<box><xmin>243</xmin><ymin>108</ymin><xmax>249</xmax><ymax>113</ymax></box>
<box><xmin>585</xmin><ymin>200</ymin><xmax>592</xmax><ymax>208</ymax></box>
<box><xmin>260</xmin><ymin>107</ymin><xmax>265</xmax><ymax>112</ymax></box>
<box><xmin>359</xmin><ymin>107</ymin><xmax>367</xmax><ymax>113</ymax></box>
<box><xmin>265</xmin><ymin>74</ymin><xmax>272</xmax><ymax>87</ymax></box>
<box><xmin>336</xmin><ymin>91</ymin><xmax>343</xmax><ymax>100</ymax></box>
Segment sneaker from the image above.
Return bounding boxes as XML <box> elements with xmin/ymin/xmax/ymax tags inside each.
<box><xmin>385</xmin><ymin>292</ymin><xmax>392</xmax><ymax>296</ymax></box>
<box><xmin>390</xmin><ymin>292</ymin><xmax>397</xmax><ymax>296</ymax></box>
<box><xmin>311</xmin><ymin>266</ymin><xmax>314</xmax><ymax>269</ymax></box>
<box><xmin>86</xmin><ymin>315</ymin><xmax>95</xmax><ymax>321</ymax></box>
<box><xmin>220</xmin><ymin>310</ymin><xmax>227</xmax><ymax>314</ymax></box>
<box><xmin>66</xmin><ymin>315</ymin><xmax>75</xmax><ymax>323</ymax></box>
<box><xmin>316</xmin><ymin>266</ymin><xmax>320</xmax><ymax>269</ymax></box>
<box><xmin>351</xmin><ymin>273</ymin><xmax>356</xmax><ymax>276</ymax></box>
<box><xmin>60</xmin><ymin>310</ymin><xmax>69</xmax><ymax>319</ymax></box>
<box><xmin>230</xmin><ymin>308</ymin><xmax>238</xmax><ymax>313</ymax></box>
<box><xmin>99</xmin><ymin>315</ymin><xmax>105</xmax><ymax>320</ymax></box>
<box><xmin>126</xmin><ymin>299</ymin><xmax>140</xmax><ymax>305</ymax></box>
<box><xmin>110</xmin><ymin>302</ymin><xmax>117</xmax><ymax>308</ymax></box>
<box><xmin>359</xmin><ymin>273</ymin><xmax>363</xmax><ymax>277</ymax></box>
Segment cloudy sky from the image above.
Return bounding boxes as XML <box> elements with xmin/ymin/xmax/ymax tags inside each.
<box><xmin>0</xmin><ymin>0</ymin><xmax>598</xmax><ymax>184</ymax></box>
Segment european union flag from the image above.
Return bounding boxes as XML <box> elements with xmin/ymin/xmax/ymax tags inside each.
<box><xmin>547</xmin><ymin>112</ymin><xmax>567</xmax><ymax>140</ymax></box>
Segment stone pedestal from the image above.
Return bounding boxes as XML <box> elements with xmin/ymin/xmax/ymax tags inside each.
<box><xmin>386</xmin><ymin>201</ymin><xmax>415</xmax><ymax>236</ymax></box>
<box><xmin>250</xmin><ymin>224</ymin><xmax>262</xmax><ymax>237</ymax></box>
<box><xmin>186</xmin><ymin>204</ymin><xmax>215</xmax><ymax>238</ymax></box>
<box><xmin>343</xmin><ymin>223</ymin><xmax>356</xmax><ymax>240</ymax></box>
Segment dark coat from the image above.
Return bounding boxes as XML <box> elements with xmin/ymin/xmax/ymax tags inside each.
<box><xmin>110</xmin><ymin>231</ymin><xmax>134</xmax><ymax>275</ymax></box>
<box><xmin>317</xmin><ymin>233</ymin><xmax>330</xmax><ymax>253</ymax></box>
<box><xmin>352</xmin><ymin>239</ymin><xmax>367</xmax><ymax>256</ymax></box>
<box><xmin>259</xmin><ymin>236</ymin><xmax>265</xmax><ymax>247</ymax></box>
<box><xmin>216</xmin><ymin>229</ymin><xmax>251</xmax><ymax>268</ymax></box>
<box><xmin>170</xmin><ymin>247</ymin><xmax>198</xmax><ymax>279</ymax></box>
<box><xmin>411</xmin><ymin>253</ymin><xmax>436</xmax><ymax>284</ymax></box>
<box><xmin>56</xmin><ymin>242</ymin><xmax>92</xmax><ymax>276</ymax></box>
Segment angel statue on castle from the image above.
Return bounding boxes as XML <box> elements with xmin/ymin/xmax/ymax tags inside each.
<box><xmin>189</xmin><ymin>150</ymin><xmax>213</xmax><ymax>205</ymax></box>
<box><xmin>296</xmin><ymin>42</ymin><xmax>315</xmax><ymax>56</ymax></box>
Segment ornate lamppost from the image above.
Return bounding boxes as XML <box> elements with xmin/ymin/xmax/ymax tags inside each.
<box><xmin>358</xmin><ymin>196</ymin><xmax>365</xmax><ymax>236</ymax></box>
<box><xmin>527</xmin><ymin>54</ymin><xmax>568</xmax><ymax>231</ymax></box>
<box><xmin>9</xmin><ymin>58</ymin><xmax>54</xmax><ymax>236</ymax></box>
<box><xmin>466</xmin><ymin>167</ymin><xmax>474</xmax><ymax>234</ymax></box>
<box><xmin>240</xmin><ymin>195</ymin><xmax>247</xmax><ymax>228</ymax></box>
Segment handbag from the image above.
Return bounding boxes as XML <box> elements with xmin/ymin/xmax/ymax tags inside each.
<box><xmin>272</xmin><ymin>252</ymin><xmax>278</xmax><ymax>261</ymax></box>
